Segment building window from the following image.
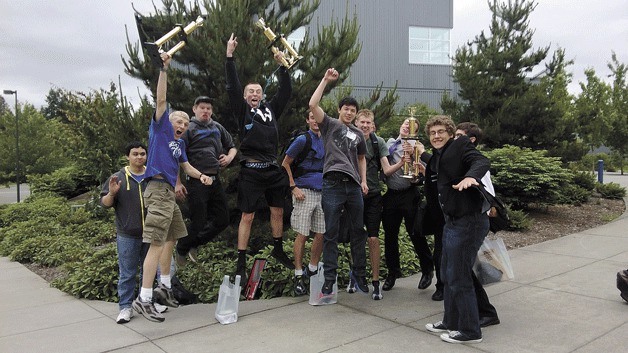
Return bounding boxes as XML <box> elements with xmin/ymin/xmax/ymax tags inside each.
<box><xmin>409</xmin><ymin>26</ymin><xmax>450</xmax><ymax>65</ymax></box>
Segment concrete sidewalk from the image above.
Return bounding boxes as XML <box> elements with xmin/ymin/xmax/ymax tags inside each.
<box><xmin>1</xmin><ymin>174</ymin><xmax>627</xmax><ymax>353</ymax></box>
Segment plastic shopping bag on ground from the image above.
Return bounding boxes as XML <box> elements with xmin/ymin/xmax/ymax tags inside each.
<box><xmin>215</xmin><ymin>275</ymin><xmax>241</xmax><ymax>324</ymax></box>
<box><xmin>474</xmin><ymin>237</ymin><xmax>514</xmax><ymax>285</ymax></box>
<box><xmin>309</xmin><ymin>263</ymin><xmax>338</xmax><ymax>306</ymax></box>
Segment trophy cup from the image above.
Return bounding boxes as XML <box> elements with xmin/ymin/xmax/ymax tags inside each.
<box><xmin>144</xmin><ymin>16</ymin><xmax>204</xmax><ymax>68</ymax></box>
<box><xmin>401</xmin><ymin>112</ymin><xmax>420</xmax><ymax>179</ymax></box>
<box><xmin>255</xmin><ymin>18</ymin><xmax>302</xmax><ymax>69</ymax></box>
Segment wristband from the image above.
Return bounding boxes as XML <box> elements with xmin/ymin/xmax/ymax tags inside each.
<box><xmin>290</xmin><ymin>185</ymin><xmax>296</xmax><ymax>191</ymax></box>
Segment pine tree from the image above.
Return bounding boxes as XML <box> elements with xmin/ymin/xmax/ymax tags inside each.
<box><xmin>449</xmin><ymin>0</ymin><xmax>552</xmax><ymax>148</ymax></box>
<box><xmin>122</xmin><ymin>0</ymin><xmax>375</xmax><ymax>141</ymax></box>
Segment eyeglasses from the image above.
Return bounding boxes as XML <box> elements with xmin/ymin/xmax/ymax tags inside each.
<box><xmin>429</xmin><ymin>129</ymin><xmax>449</xmax><ymax>137</ymax></box>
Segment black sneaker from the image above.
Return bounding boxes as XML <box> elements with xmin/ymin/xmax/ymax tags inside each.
<box><xmin>132</xmin><ymin>297</ymin><xmax>165</xmax><ymax>322</ymax></box>
<box><xmin>440</xmin><ymin>331</ymin><xmax>482</xmax><ymax>344</ymax></box>
<box><xmin>372</xmin><ymin>281</ymin><xmax>382</xmax><ymax>300</ymax></box>
<box><xmin>304</xmin><ymin>266</ymin><xmax>318</xmax><ymax>278</ymax></box>
<box><xmin>153</xmin><ymin>284</ymin><xmax>179</xmax><ymax>308</ymax></box>
<box><xmin>355</xmin><ymin>275</ymin><xmax>369</xmax><ymax>294</ymax></box>
<box><xmin>271</xmin><ymin>247</ymin><xmax>295</xmax><ymax>269</ymax></box>
<box><xmin>294</xmin><ymin>275</ymin><xmax>307</xmax><ymax>296</ymax></box>
<box><xmin>382</xmin><ymin>275</ymin><xmax>397</xmax><ymax>291</ymax></box>
<box><xmin>425</xmin><ymin>321</ymin><xmax>448</xmax><ymax>334</ymax></box>
<box><xmin>321</xmin><ymin>279</ymin><xmax>335</xmax><ymax>295</ymax></box>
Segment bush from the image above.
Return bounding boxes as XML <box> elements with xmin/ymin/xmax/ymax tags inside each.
<box><xmin>53</xmin><ymin>243</ymin><xmax>119</xmax><ymax>302</ymax></box>
<box><xmin>28</xmin><ymin>165</ymin><xmax>96</xmax><ymax>199</ymax></box>
<box><xmin>10</xmin><ymin>235</ymin><xmax>91</xmax><ymax>267</ymax></box>
<box><xmin>571</xmin><ymin>171</ymin><xmax>596</xmax><ymax>191</ymax></box>
<box><xmin>0</xmin><ymin>193</ymin><xmax>69</xmax><ymax>228</ymax></box>
<box><xmin>485</xmin><ymin>145</ymin><xmax>573</xmax><ymax>209</ymax></box>
<box><xmin>596</xmin><ymin>182</ymin><xmax>627</xmax><ymax>199</ymax></box>
<box><xmin>506</xmin><ymin>208</ymin><xmax>532</xmax><ymax>231</ymax></box>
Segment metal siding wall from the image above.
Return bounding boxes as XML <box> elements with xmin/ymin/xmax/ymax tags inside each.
<box><xmin>310</xmin><ymin>0</ymin><xmax>454</xmax><ymax>110</ymax></box>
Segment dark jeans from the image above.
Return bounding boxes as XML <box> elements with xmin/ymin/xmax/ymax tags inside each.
<box><xmin>321</xmin><ymin>177</ymin><xmax>366</xmax><ymax>281</ymax></box>
<box><xmin>441</xmin><ymin>212</ymin><xmax>489</xmax><ymax>339</ymax></box>
<box><xmin>176</xmin><ymin>177</ymin><xmax>229</xmax><ymax>255</ymax></box>
<box><xmin>382</xmin><ymin>187</ymin><xmax>433</xmax><ymax>277</ymax></box>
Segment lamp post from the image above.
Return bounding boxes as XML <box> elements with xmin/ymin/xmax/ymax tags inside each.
<box><xmin>3</xmin><ymin>90</ymin><xmax>20</xmax><ymax>202</ymax></box>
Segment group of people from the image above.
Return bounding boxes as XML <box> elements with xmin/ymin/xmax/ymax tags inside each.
<box><xmin>100</xmin><ymin>33</ymin><xmax>500</xmax><ymax>344</ymax></box>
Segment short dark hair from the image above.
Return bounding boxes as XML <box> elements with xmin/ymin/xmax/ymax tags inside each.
<box><xmin>338</xmin><ymin>96</ymin><xmax>359</xmax><ymax>111</ymax></box>
<box><xmin>456</xmin><ymin>122</ymin><xmax>483</xmax><ymax>146</ymax></box>
<box><xmin>125</xmin><ymin>141</ymin><xmax>147</xmax><ymax>156</ymax></box>
<box><xmin>194</xmin><ymin>96</ymin><xmax>213</xmax><ymax>106</ymax></box>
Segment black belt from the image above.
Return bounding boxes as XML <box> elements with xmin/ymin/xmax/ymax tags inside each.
<box><xmin>324</xmin><ymin>171</ymin><xmax>352</xmax><ymax>182</ymax></box>
<box><xmin>387</xmin><ymin>186</ymin><xmax>416</xmax><ymax>193</ymax></box>
<box><xmin>244</xmin><ymin>161</ymin><xmax>272</xmax><ymax>169</ymax></box>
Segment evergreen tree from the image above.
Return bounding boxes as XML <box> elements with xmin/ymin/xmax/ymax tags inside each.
<box><xmin>573</xmin><ymin>69</ymin><xmax>611</xmax><ymax>151</ymax></box>
<box><xmin>122</xmin><ymin>0</ymin><xmax>383</xmax><ymax>142</ymax></box>
<box><xmin>605</xmin><ymin>52</ymin><xmax>627</xmax><ymax>174</ymax></box>
<box><xmin>448</xmin><ymin>0</ymin><xmax>553</xmax><ymax>148</ymax></box>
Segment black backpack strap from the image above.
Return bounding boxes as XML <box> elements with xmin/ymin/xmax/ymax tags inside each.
<box><xmin>369</xmin><ymin>132</ymin><xmax>381</xmax><ymax>169</ymax></box>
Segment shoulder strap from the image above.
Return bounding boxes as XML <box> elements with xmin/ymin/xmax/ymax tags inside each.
<box><xmin>294</xmin><ymin>132</ymin><xmax>312</xmax><ymax>167</ymax></box>
<box><xmin>370</xmin><ymin>132</ymin><xmax>380</xmax><ymax>167</ymax></box>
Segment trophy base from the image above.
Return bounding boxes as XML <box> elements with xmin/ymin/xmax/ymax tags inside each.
<box><xmin>144</xmin><ymin>42</ymin><xmax>163</xmax><ymax>68</ymax></box>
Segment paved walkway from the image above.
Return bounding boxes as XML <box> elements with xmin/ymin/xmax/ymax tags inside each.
<box><xmin>1</xmin><ymin>174</ymin><xmax>626</xmax><ymax>352</ymax></box>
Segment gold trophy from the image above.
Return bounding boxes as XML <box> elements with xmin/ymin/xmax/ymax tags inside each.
<box><xmin>144</xmin><ymin>16</ymin><xmax>204</xmax><ymax>68</ymax></box>
<box><xmin>255</xmin><ymin>18</ymin><xmax>302</xmax><ymax>69</ymax></box>
<box><xmin>401</xmin><ymin>112</ymin><xmax>420</xmax><ymax>179</ymax></box>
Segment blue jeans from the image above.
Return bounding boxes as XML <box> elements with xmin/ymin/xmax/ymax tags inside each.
<box><xmin>321</xmin><ymin>177</ymin><xmax>367</xmax><ymax>281</ymax></box>
<box><xmin>441</xmin><ymin>213</ymin><xmax>489</xmax><ymax>339</ymax></box>
<box><xmin>117</xmin><ymin>234</ymin><xmax>148</xmax><ymax>310</ymax></box>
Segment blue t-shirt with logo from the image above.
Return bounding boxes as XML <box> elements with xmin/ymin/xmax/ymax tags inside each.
<box><xmin>145</xmin><ymin>110</ymin><xmax>188</xmax><ymax>188</ymax></box>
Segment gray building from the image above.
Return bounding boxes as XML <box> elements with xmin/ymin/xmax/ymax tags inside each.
<box><xmin>304</xmin><ymin>0</ymin><xmax>455</xmax><ymax>111</ymax></box>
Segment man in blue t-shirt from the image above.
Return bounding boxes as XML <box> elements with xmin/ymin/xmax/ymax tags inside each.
<box><xmin>133</xmin><ymin>52</ymin><xmax>213</xmax><ymax>323</ymax></box>
<box><xmin>281</xmin><ymin>111</ymin><xmax>325</xmax><ymax>296</ymax></box>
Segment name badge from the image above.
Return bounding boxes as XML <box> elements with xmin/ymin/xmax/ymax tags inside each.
<box><xmin>346</xmin><ymin>130</ymin><xmax>357</xmax><ymax>141</ymax></box>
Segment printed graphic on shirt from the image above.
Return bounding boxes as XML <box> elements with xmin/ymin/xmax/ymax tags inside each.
<box><xmin>169</xmin><ymin>140</ymin><xmax>183</xmax><ymax>159</ymax></box>
<box><xmin>332</xmin><ymin>125</ymin><xmax>360</xmax><ymax>151</ymax></box>
<box><xmin>251</xmin><ymin>106</ymin><xmax>273</xmax><ymax>122</ymax></box>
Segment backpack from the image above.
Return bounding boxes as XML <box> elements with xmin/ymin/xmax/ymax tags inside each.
<box><xmin>281</xmin><ymin>130</ymin><xmax>314</xmax><ymax>226</ymax></box>
<box><xmin>171</xmin><ymin>275</ymin><xmax>199</xmax><ymax>305</ymax></box>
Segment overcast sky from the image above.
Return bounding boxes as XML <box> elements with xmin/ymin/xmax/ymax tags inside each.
<box><xmin>1</xmin><ymin>0</ymin><xmax>626</xmax><ymax>109</ymax></box>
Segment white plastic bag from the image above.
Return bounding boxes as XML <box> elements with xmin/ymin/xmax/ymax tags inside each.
<box><xmin>474</xmin><ymin>237</ymin><xmax>514</xmax><ymax>285</ymax></box>
<box><xmin>309</xmin><ymin>263</ymin><xmax>338</xmax><ymax>306</ymax></box>
<box><xmin>215</xmin><ymin>275</ymin><xmax>241</xmax><ymax>324</ymax></box>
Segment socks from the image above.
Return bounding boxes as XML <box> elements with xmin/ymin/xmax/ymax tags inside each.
<box><xmin>160</xmin><ymin>275</ymin><xmax>171</xmax><ymax>288</ymax></box>
<box><xmin>273</xmin><ymin>237</ymin><xmax>283</xmax><ymax>249</ymax></box>
<box><xmin>295</xmin><ymin>268</ymin><xmax>303</xmax><ymax>276</ymax></box>
<box><xmin>308</xmin><ymin>263</ymin><xmax>318</xmax><ymax>273</ymax></box>
<box><xmin>237</xmin><ymin>249</ymin><xmax>246</xmax><ymax>269</ymax></box>
<box><xmin>139</xmin><ymin>287</ymin><xmax>152</xmax><ymax>302</ymax></box>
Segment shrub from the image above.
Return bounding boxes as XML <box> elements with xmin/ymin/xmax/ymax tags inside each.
<box><xmin>53</xmin><ymin>243</ymin><xmax>119</xmax><ymax>302</ymax></box>
<box><xmin>28</xmin><ymin>165</ymin><xmax>95</xmax><ymax>199</ymax></box>
<box><xmin>0</xmin><ymin>193</ymin><xmax>69</xmax><ymax>228</ymax></box>
<box><xmin>10</xmin><ymin>235</ymin><xmax>91</xmax><ymax>267</ymax></box>
<box><xmin>595</xmin><ymin>182</ymin><xmax>626</xmax><ymax>199</ymax></box>
<box><xmin>0</xmin><ymin>219</ymin><xmax>63</xmax><ymax>256</ymax></box>
<box><xmin>571</xmin><ymin>171</ymin><xmax>596</xmax><ymax>191</ymax></box>
<box><xmin>506</xmin><ymin>208</ymin><xmax>532</xmax><ymax>231</ymax></box>
<box><xmin>485</xmin><ymin>145</ymin><xmax>573</xmax><ymax>209</ymax></box>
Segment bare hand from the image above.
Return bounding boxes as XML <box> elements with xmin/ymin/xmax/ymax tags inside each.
<box><xmin>200</xmin><ymin>174</ymin><xmax>213</xmax><ymax>186</ymax></box>
<box><xmin>226</xmin><ymin>33</ymin><xmax>238</xmax><ymax>56</ymax></box>
<box><xmin>160</xmin><ymin>52</ymin><xmax>171</xmax><ymax>69</ymax></box>
<box><xmin>108</xmin><ymin>175</ymin><xmax>121</xmax><ymax>196</ymax></box>
<box><xmin>324</xmin><ymin>68</ymin><xmax>339</xmax><ymax>82</ymax></box>
<box><xmin>452</xmin><ymin>177</ymin><xmax>479</xmax><ymax>191</ymax></box>
<box><xmin>292</xmin><ymin>187</ymin><xmax>305</xmax><ymax>201</ymax></box>
<box><xmin>175</xmin><ymin>183</ymin><xmax>187</xmax><ymax>201</ymax></box>
<box><xmin>273</xmin><ymin>50</ymin><xmax>285</xmax><ymax>65</ymax></box>
<box><xmin>218</xmin><ymin>154</ymin><xmax>232</xmax><ymax>168</ymax></box>
<box><xmin>361</xmin><ymin>182</ymin><xmax>369</xmax><ymax>196</ymax></box>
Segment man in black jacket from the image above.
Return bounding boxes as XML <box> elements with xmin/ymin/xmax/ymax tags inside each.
<box><xmin>420</xmin><ymin>115</ymin><xmax>490</xmax><ymax>344</ymax></box>
<box><xmin>226</xmin><ymin>33</ymin><xmax>294</xmax><ymax>282</ymax></box>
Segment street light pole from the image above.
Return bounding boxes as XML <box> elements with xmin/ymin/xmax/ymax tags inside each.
<box><xmin>3</xmin><ymin>89</ymin><xmax>20</xmax><ymax>203</ymax></box>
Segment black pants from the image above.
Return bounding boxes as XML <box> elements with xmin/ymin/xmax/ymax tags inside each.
<box><xmin>176</xmin><ymin>177</ymin><xmax>229</xmax><ymax>255</ymax></box>
<box><xmin>382</xmin><ymin>187</ymin><xmax>433</xmax><ymax>278</ymax></box>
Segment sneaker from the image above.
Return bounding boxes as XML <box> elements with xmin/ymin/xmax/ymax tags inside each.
<box><xmin>355</xmin><ymin>274</ymin><xmax>369</xmax><ymax>294</ymax></box>
<box><xmin>294</xmin><ymin>275</ymin><xmax>308</xmax><ymax>296</ymax></box>
<box><xmin>154</xmin><ymin>302</ymin><xmax>168</xmax><ymax>314</ymax></box>
<box><xmin>175</xmin><ymin>251</ymin><xmax>188</xmax><ymax>268</ymax></box>
<box><xmin>116</xmin><ymin>307</ymin><xmax>133</xmax><ymax>324</ymax></box>
<box><xmin>188</xmin><ymin>247</ymin><xmax>198</xmax><ymax>263</ymax></box>
<box><xmin>425</xmin><ymin>321</ymin><xmax>448</xmax><ymax>334</ymax></box>
<box><xmin>440</xmin><ymin>331</ymin><xmax>482</xmax><ymax>344</ymax></box>
<box><xmin>153</xmin><ymin>284</ymin><xmax>179</xmax><ymax>308</ymax></box>
<box><xmin>321</xmin><ymin>279</ymin><xmax>335</xmax><ymax>296</ymax></box>
<box><xmin>372</xmin><ymin>281</ymin><xmax>383</xmax><ymax>300</ymax></box>
<box><xmin>271</xmin><ymin>247</ymin><xmax>295</xmax><ymax>269</ymax></box>
<box><xmin>304</xmin><ymin>265</ymin><xmax>318</xmax><ymax>278</ymax></box>
<box><xmin>346</xmin><ymin>271</ymin><xmax>357</xmax><ymax>293</ymax></box>
<box><xmin>382</xmin><ymin>275</ymin><xmax>397</xmax><ymax>291</ymax></box>
<box><xmin>132</xmin><ymin>297</ymin><xmax>165</xmax><ymax>322</ymax></box>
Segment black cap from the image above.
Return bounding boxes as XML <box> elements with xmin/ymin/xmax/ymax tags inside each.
<box><xmin>194</xmin><ymin>96</ymin><xmax>213</xmax><ymax>105</ymax></box>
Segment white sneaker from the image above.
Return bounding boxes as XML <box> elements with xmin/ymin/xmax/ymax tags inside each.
<box><xmin>154</xmin><ymin>302</ymin><xmax>169</xmax><ymax>314</ymax></box>
<box><xmin>116</xmin><ymin>307</ymin><xmax>133</xmax><ymax>324</ymax></box>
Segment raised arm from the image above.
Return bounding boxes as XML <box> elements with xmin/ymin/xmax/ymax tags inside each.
<box><xmin>155</xmin><ymin>52</ymin><xmax>171</xmax><ymax>121</ymax></box>
<box><xmin>309</xmin><ymin>68</ymin><xmax>339</xmax><ymax>124</ymax></box>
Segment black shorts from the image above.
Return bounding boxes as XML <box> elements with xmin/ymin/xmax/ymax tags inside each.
<box><xmin>238</xmin><ymin>166</ymin><xmax>289</xmax><ymax>213</ymax></box>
